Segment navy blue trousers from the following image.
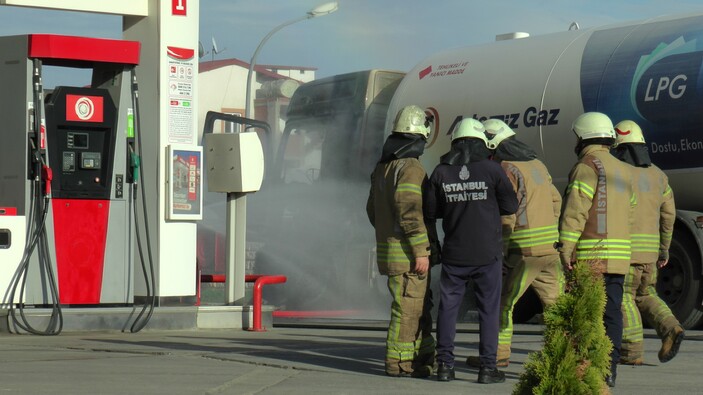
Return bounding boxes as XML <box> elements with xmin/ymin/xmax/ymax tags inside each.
<box><xmin>436</xmin><ymin>260</ymin><xmax>502</xmax><ymax>369</ymax></box>
<box><xmin>604</xmin><ymin>273</ymin><xmax>625</xmax><ymax>376</ymax></box>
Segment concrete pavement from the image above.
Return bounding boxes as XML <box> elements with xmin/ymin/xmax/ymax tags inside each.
<box><xmin>0</xmin><ymin>321</ymin><xmax>701</xmax><ymax>394</ymax></box>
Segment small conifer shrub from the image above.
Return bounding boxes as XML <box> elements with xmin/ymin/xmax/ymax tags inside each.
<box><xmin>514</xmin><ymin>261</ymin><xmax>612</xmax><ymax>395</ymax></box>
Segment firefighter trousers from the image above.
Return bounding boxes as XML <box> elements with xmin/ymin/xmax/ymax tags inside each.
<box><xmin>384</xmin><ymin>271</ymin><xmax>435</xmax><ymax>375</ymax></box>
<box><xmin>604</xmin><ymin>273</ymin><xmax>625</xmax><ymax>376</ymax></box>
<box><xmin>621</xmin><ymin>262</ymin><xmax>681</xmax><ymax>360</ymax></box>
<box><xmin>497</xmin><ymin>254</ymin><xmax>564</xmax><ymax>359</ymax></box>
<box><xmin>436</xmin><ymin>260</ymin><xmax>502</xmax><ymax>369</ymax></box>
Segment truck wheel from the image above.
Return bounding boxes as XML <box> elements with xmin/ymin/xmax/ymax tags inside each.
<box><xmin>657</xmin><ymin>236</ymin><xmax>703</xmax><ymax>329</ymax></box>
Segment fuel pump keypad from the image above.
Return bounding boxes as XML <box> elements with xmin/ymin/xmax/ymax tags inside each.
<box><xmin>62</xmin><ymin>152</ymin><xmax>76</xmax><ymax>172</ymax></box>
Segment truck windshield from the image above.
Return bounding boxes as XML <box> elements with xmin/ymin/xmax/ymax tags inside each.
<box><xmin>277</xmin><ymin>121</ymin><xmax>327</xmax><ymax>184</ymax></box>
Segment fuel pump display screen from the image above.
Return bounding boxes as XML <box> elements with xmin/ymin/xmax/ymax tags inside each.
<box><xmin>67</xmin><ymin>132</ymin><xmax>89</xmax><ymax>149</ymax></box>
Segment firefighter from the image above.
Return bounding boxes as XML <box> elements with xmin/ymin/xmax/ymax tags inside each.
<box><xmin>558</xmin><ymin>112</ymin><xmax>636</xmax><ymax>388</ymax></box>
<box><xmin>424</xmin><ymin>118</ymin><xmax>518</xmax><ymax>384</ymax></box>
<box><xmin>366</xmin><ymin>104</ymin><xmax>436</xmax><ymax>378</ymax></box>
<box><xmin>466</xmin><ymin>119</ymin><xmax>564</xmax><ymax>369</ymax></box>
<box><xmin>612</xmin><ymin>120</ymin><xmax>684</xmax><ymax>365</ymax></box>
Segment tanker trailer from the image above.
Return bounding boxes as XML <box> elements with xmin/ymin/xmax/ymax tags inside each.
<box><xmin>386</xmin><ymin>12</ymin><xmax>703</xmax><ymax>328</ymax></box>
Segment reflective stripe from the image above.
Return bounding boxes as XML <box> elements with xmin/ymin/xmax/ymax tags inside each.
<box><xmin>631</xmin><ymin>233</ymin><xmax>659</xmax><ymax>252</ymax></box>
<box><xmin>663</xmin><ymin>185</ymin><xmax>672</xmax><ymax>197</ymax></box>
<box><xmin>408</xmin><ymin>233</ymin><xmax>429</xmax><ymax>246</ymax></box>
<box><xmin>510</xmin><ymin>225</ymin><xmax>559</xmax><ymax>249</ymax></box>
<box><xmin>575</xmin><ymin>238</ymin><xmax>631</xmax><ymax>260</ymax></box>
<box><xmin>377</xmin><ymin>241</ymin><xmax>413</xmax><ymax>264</ymax></box>
<box><xmin>511</xmin><ymin>225</ymin><xmax>559</xmax><ymax>238</ymax></box>
<box><xmin>396</xmin><ymin>183</ymin><xmax>422</xmax><ymax>195</ymax></box>
<box><xmin>631</xmin><ymin>247</ymin><xmax>659</xmax><ymax>253</ymax></box>
<box><xmin>509</xmin><ymin>235</ymin><xmax>559</xmax><ymax>249</ymax></box>
<box><xmin>575</xmin><ymin>251</ymin><xmax>631</xmax><ymax>260</ymax></box>
<box><xmin>560</xmin><ymin>230</ymin><xmax>581</xmax><ymax>243</ymax></box>
<box><xmin>386</xmin><ymin>345</ymin><xmax>417</xmax><ymax>360</ymax></box>
<box><xmin>576</xmin><ymin>239</ymin><xmax>630</xmax><ymax>248</ymax></box>
<box><xmin>568</xmin><ymin>180</ymin><xmax>595</xmax><ymax>199</ymax></box>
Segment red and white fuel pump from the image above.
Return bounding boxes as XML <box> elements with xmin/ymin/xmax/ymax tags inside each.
<box><xmin>0</xmin><ymin>34</ymin><xmax>141</xmax><ymax>332</ymax></box>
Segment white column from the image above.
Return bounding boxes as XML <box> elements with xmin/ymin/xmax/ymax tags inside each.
<box><xmin>123</xmin><ymin>0</ymin><xmax>200</xmax><ymax>301</ymax></box>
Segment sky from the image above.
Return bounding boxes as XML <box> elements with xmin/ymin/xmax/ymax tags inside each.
<box><xmin>1</xmin><ymin>0</ymin><xmax>703</xmax><ymax>85</ymax></box>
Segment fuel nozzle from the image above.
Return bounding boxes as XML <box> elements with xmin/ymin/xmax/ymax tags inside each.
<box><xmin>130</xmin><ymin>150</ymin><xmax>141</xmax><ymax>183</ymax></box>
<box><xmin>41</xmin><ymin>164</ymin><xmax>52</xmax><ymax>196</ymax></box>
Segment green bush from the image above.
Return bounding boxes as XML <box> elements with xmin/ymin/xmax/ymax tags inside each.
<box><xmin>514</xmin><ymin>261</ymin><xmax>612</xmax><ymax>395</ymax></box>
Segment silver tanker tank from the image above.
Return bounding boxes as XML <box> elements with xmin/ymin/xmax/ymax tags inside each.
<box><xmin>387</xmin><ymin>12</ymin><xmax>703</xmax><ymax>328</ymax></box>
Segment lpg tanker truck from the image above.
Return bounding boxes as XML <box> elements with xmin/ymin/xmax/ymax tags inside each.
<box><xmin>386</xmin><ymin>12</ymin><xmax>703</xmax><ymax>328</ymax></box>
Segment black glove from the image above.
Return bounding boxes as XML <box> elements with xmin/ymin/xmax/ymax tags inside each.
<box><xmin>429</xmin><ymin>240</ymin><xmax>442</xmax><ymax>267</ymax></box>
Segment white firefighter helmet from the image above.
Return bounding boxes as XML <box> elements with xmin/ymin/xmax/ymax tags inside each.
<box><xmin>451</xmin><ymin>118</ymin><xmax>488</xmax><ymax>144</ymax></box>
<box><xmin>614</xmin><ymin>120</ymin><xmax>646</xmax><ymax>146</ymax></box>
<box><xmin>483</xmin><ymin>119</ymin><xmax>516</xmax><ymax>149</ymax></box>
<box><xmin>392</xmin><ymin>105</ymin><xmax>432</xmax><ymax>139</ymax></box>
<box><xmin>572</xmin><ymin>112</ymin><xmax>615</xmax><ymax>140</ymax></box>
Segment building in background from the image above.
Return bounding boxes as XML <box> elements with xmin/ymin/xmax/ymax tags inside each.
<box><xmin>198</xmin><ymin>58</ymin><xmax>316</xmax><ymax>145</ymax></box>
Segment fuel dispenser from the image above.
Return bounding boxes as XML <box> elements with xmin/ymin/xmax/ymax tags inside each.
<box><xmin>0</xmin><ymin>35</ymin><xmax>141</xmax><ymax>322</ymax></box>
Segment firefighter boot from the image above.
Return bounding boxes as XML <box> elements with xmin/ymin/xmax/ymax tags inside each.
<box><xmin>605</xmin><ymin>374</ymin><xmax>616</xmax><ymax>388</ymax></box>
<box><xmin>466</xmin><ymin>345</ymin><xmax>510</xmax><ymax>368</ymax></box>
<box><xmin>411</xmin><ymin>351</ymin><xmax>436</xmax><ymax>378</ymax></box>
<box><xmin>605</xmin><ymin>363</ymin><xmax>617</xmax><ymax>388</ymax></box>
<box><xmin>385</xmin><ymin>359</ymin><xmax>414</xmax><ymax>378</ymax></box>
<box><xmin>619</xmin><ymin>356</ymin><xmax>644</xmax><ymax>365</ymax></box>
<box><xmin>477</xmin><ymin>367</ymin><xmax>506</xmax><ymax>384</ymax></box>
<box><xmin>619</xmin><ymin>345</ymin><xmax>644</xmax><ymax>365</ymax></box>
<box><xmin>436</xmin><ymin>362</ymin><xmax>455</xmax><ymax>382</ymax></box>
<box><xmin>658</xmin><ymin>325</ymin><xmax>685</xmax><ymax>363</ymax></box>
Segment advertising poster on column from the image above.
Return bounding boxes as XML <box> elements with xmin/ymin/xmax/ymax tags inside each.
<box><xmin>168</xmin><ymin>145</ymin><xmax>202</xmax><ymax>220</ymax></box>
<box><xmin>167</xmin><ymin>46</ymin><xmax>195</xmax><ymax>144</ymax></box>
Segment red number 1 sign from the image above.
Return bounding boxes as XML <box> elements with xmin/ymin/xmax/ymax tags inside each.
<box><xmin>172</xmin><ymin>0</ymin><xmax>186</xmax><ymax>16</ymax></box>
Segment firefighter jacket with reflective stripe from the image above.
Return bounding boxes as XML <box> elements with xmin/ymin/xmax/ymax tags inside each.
<box><xmin>628</xmin><ymin>164</ymin><xmax>675</xmax><ymax>263</ymax></box>
<box><xmin>366</xmin><ymin>157</ymin><xmax>430</xmax><ymax>276</ymax></box>
<box><xmin>501</xmin><ymin>159</ymin><xmax>561</xmax><ymax>257</ymax></box>
<box><xmin>559</xmin><ymin>145</ymin><xmax>636</xmax><ymax>275</ymax></box>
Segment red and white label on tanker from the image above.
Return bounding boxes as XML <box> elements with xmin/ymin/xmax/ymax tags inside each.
<box><xmin>419</xmin><ymin>61</ymin><xmax>469</xmax><ymax>80</ymax></box>
<box><xmin>172</xmin><ymin>0</ymin><xmax>187</xmax><ymax>16</ymax></box>
<box><xmin>66</xmin><ymin>95</ymin><xmax>104</xmax><ymax>123</ymax></box>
